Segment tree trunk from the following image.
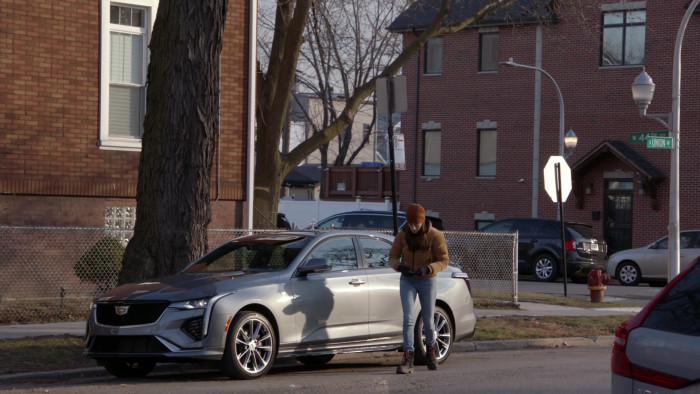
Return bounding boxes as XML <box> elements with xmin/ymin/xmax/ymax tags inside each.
<box><xmin>119</xmin><ymin>0</ymin><xmax>228</xmax><ymax>284</ymax></box>
<box><xmin>253</xmin><ymin>123</ymin><xmax>285</xmax><ymax>229</ymax></box>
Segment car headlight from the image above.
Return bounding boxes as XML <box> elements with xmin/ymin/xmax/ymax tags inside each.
<box><xmin>171</xmin><ymin>298</ymin><xmax>210</xmax><ymax>310</ymax></box>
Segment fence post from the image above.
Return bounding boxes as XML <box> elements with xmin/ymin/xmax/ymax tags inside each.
<box><xmin>512</xmin><ymin>233</ymin><xmax>519</xmax><ymax>306</ymax></box>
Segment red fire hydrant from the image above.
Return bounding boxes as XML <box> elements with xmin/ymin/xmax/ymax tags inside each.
<box><xmin>587</xmin><ymin>270</ymin><xmax>611</xmax><ymax>303</ymax></box>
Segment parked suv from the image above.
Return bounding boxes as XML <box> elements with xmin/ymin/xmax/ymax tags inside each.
<box><xmin>313</xmin><ymin>210</ymin><xmax>444</xmax><ymax>231</ymax></box>
<box><xmin>480</xmin><ymin>218</ymin><xmax>607</xmax><ymax>282</ymax></box>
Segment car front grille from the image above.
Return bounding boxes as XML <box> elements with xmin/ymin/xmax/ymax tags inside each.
<box><xmin>96</xmin><ymin>302</ymin><xmax>170</xmax><ymax>326</ymax></box>
<box><xmin>89</xmin><ymin>335</ymin><xmax>169</xmax><ymax>354</ymax></box>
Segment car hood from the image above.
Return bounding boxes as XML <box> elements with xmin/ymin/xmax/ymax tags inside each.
<box><xmin>95</xmin><ymin>271</ymin><xmax>281</xmax><ymax>303</ymax></box>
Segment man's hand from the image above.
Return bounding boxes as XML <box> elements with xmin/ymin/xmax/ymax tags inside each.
<box><xmin>414</xmin><ymin>266</ymin><xmax>430</xmax><ymax>276</ymax></box>
<box><xmin>397</xmin><ymin>265</ymin><xmax>411</xmax><ymax>274</ymax></box>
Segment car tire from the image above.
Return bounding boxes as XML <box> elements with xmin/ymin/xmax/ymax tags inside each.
<box><xmin>532</xmin><ymin>254</ymin><xmax>559</xmax><ymax>282</ymax></box>
<box><xmin>221</xmin><ymin>311</ymin><xmax>277</xmax><ymax>380</ymax></box>
<box><xmin>616</xmin><ymin>261</ymin><xmax>641</xmax><ymax>286</ymax></box>
<box><xmin>296</xmin><ymin>354</ymin><xmax>335</xmax><ymax>366</ymax></box>
<box><xmin>413</xmin><ymin>306</ymin><xmax>453</xmax><ymax>365</ymax></box>
<box><xmin>103</xmin><ymin>359</ymin><xmax>156</xmax><ymax>378</ymax></box>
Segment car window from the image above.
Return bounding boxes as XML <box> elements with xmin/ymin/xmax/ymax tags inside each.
<box><xmin>515</xmin><ymin>220</ymin><xmax>539</xmax><ymax>239</ymax></box>
<box><xmin>184</xmin><ymin>238</ymin><xmax>308</xmax><ymax>273</ymax></box>
<box><xmin>641</xmin><ymin>262</ymin><xmax>700</xmax><ymax>335</ymax></box>
<box><xmin>358</xmin><ymin>237</ymin><xmax>392</xmax><ymax>268</ymax></box>
<box><xmin>680</xmin><ymin>232</ymin><xmax>695</xmax><ymax>249</ymax></box>
<box><xmin>567</xmin><ymin>224</ymin><xmax>596</xmax><ymax>238</ymax></box>
<box><xmin>482</xmin><ymin>220</ymin><xmax>514</xmax><ymax>233</ymax></box>
<box><xmin>538</xmin><ymin>221</ymin><xmax>560</xmax><ymax>238</ymax></box>
<box><xmin>370</xmin><ymin>215</ymin><xmax>395</xmax><ymax>229</ymax></box>
<box><xmin>656</xmin><ymin>237</ymin><xmax>669</xmax><ymax>249</ymax></box>
<box><xmin>304</xmin><ymin>237</ymin><xmax>358</xmax><ymax>272</ymax></box>
<box><xmin>342</xmin><ymin>215</ymin><xmax>367</xmax><ymax>228</ymax></box>
<box><xmin>317</xmin><ymin>215</ymin><xmax>345</xmax><ymax>229</ymax></box>
<box><xmin>690</xmin><ymin>232</ymin><xmax>700</xmax><ymax>248</ymax></box>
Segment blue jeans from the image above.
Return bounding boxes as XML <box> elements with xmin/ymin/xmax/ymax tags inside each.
<box><xmin>399</xmin><ymin>274</ymin><xmax>437</xmax><ymax>352</ymax></box>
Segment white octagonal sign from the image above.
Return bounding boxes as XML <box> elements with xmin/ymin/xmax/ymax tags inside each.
<box><xmin>543</xmin><ymin>156</ymin><xmax>572</xmax><ymax>203</ymax></box>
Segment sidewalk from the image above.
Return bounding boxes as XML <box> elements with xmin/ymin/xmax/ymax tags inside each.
<box><xmin>0</xmin><ymin>300</ymin><xmax>642</xmax><ymax>383</ymax></box>
<box><xmin>0</xmin><ymin>299</ymin><xmax>643</xmax><ymax>341</ymax></box>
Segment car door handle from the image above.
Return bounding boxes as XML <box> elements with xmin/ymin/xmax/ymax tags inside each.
<box><xmin>349</xmin><ymin>278</ymin><xmax>366</xmax><ymax>286</ymax></box>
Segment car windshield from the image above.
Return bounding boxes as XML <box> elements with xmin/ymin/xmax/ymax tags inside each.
<box><xmin>183</xmin><ymin>235</ymin><xmax>310</xmax><ymax>273</ymax></box>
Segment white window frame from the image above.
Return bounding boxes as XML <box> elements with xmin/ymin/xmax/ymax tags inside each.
<box><xmin>99</xmin><ymin>0</ymin><xmax>158</xmax><ymax>151</ymax></box>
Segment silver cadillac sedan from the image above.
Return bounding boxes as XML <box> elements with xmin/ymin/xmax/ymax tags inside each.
<box><xmin>85</xmin><ymin>230</ymin><xmax>476</xmax><ymax>380</ymax></box>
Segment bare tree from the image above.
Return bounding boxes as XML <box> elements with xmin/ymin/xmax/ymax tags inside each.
<box><xmin>254</xmin><ymin>0</ymin><xmax>522</xmax><ymax>228</ymax></box>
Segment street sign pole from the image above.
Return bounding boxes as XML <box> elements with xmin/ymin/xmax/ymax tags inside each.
<box><xmin>555</xmin><ymin>163</ymin><xmax>568</xmax><ymax>297</ymax></box>
<box><xmin>377</xmin><ymin>76</ymin><xmax>407</xmax><ymax>236</ymax></box>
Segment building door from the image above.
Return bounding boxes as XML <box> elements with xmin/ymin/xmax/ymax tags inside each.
<box><xmin>604</xmin><ymin>180</ymin><xmax>634</xmax><ymax>255</ymax></box>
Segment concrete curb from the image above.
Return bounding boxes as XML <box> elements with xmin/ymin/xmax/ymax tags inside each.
<box><xmin>0</xmin><ymin>336</ymin><xmax>615</xmax><ymax>384</ymax></box>
<box><xmin>454</xmin><ymin>335</ymin><xmax>614</xmax><ymax>352</ymax></box>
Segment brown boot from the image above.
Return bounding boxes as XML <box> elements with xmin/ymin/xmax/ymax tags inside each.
<box><xmin>396</xmin><ymin>350</ymin><xmax>414</xmax><ymax>374</ymax></box>
<box><xmin>427</xmin><ymin>345</ymin><xmax>438</xmax><ymax>370</ymax></box>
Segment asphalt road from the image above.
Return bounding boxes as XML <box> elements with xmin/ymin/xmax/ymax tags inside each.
<box><xmin>3</xmin><ymin>347</ymin><xmax>612</xmax><ymax>393</ymax></box>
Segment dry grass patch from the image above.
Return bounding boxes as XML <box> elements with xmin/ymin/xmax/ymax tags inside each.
<box><xmin>470</xmin><ymin>315</ymin><xmax>633</xmax><ymax>341</ymax></box>
<box><xmin>0</xmin><ymin>335</ymin><xmax>96</xmax><ymax>375</ymax></box>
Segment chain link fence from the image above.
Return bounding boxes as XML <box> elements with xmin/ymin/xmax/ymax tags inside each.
<box><xmin>0</xmin><ymin>226</ymin><xmax>516</xmax><ymax>325</ymax></box>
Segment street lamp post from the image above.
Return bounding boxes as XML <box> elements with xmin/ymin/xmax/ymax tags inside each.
<box><xmin>629</xmin><ymin>0</ymin><xmax>699</xmax><ymax>281</ymax></box>
<box><xmin>500</xmin><ymin>58</ymin><xmax>578</xmax><ymax>158</ymax></box>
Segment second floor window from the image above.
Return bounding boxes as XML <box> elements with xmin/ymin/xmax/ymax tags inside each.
<box><xmin>423</xmin><ymin>129</ymin><xmax>441</xmax><ymax>176</ymax></box>
<box><xmin>425</xmin><ymin>37</ymin><xmax>443</xmax><ymax>75</ymax></box>
<box><xmin>479</xmin><ymin>32</ymin><xmax>499</xmax><ymax>72</ymax></box>
<box><xmin>478</xmin><ymin>129</ymin><xmax>497</xmax><ymax>177</ymax></box>
<box><xmin>601</xmin><ymin>9</ymin><xmax>646</xmax><ymax>66</ymax></box>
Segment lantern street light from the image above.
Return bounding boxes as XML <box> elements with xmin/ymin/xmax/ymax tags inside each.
<box><xmin>564</xmin><ymin>128</ymin><xmax>578</xmax><ymax>159</ymax></box>
<box><xmin>629</xmin><ymin>0</ymin><xmax>699</xmax><ymax>281</ymax></box>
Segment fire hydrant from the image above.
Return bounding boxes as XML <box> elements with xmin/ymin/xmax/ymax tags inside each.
<box><xmin>587</xmin><ymin>269</ymin><xmax>611</xmax><ymax>303</ymax></box>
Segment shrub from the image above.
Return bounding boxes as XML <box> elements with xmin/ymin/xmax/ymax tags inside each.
<box><xmin>74</xmin><ymin>236</ymin><xmax>124</xmax><ymax>290</ymax></box>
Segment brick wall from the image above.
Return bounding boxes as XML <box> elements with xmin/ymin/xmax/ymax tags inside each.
<box><xmin>0</xmin><ymin>0</ymin><xmax>249</xmax><ymax>227</ymax></box>
<box><xmin>398</xmin><ymin>1</ymin><xmax>700</xmax><ymax>248</ymax></box>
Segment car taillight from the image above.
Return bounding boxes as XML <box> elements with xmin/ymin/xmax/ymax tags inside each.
<box><xmin>452</xmin><ymin>272</ymin><xmax>472</xmax><ymax>296</ymax></box>
<box><xmin>611</xmin><ymin>263</ymin><xmax>696</xmax><ymax>389</ymax></box>
<box><xmin>564</xmin><ymin>239</ymin><xmax>576</xmax><ymax>251</ymax></box>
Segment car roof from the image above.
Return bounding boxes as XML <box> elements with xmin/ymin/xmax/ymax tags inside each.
<box><xmin>486</xmin><ymin>218</ymin><xmax>592</xmax><ymax>227</ymax></box>
<box><xmin>233</xmin><ymin>230</ymin><xmax>395</xmax><ymax>242</ymax></box>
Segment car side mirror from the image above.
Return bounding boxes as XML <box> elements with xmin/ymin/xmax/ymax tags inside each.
<box><xmin>298</xmin><ymin>258</ymin><xmax>333</xmax><ymax>276</ymax></box>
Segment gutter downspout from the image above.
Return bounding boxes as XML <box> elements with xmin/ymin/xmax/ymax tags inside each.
<box><xmin>246</xmin><ymin>0</ymin><xmax>258</xmax><ymax>232</ymax></box>
<box><xmin>412</xmin><ymin>29</ymin><xmax>421</xmax><ymax>203</ymax></box>
<box><xmin>531</xmin><ymin>25</ymin><xmax>543</xmax><ymax>218</ymax></box>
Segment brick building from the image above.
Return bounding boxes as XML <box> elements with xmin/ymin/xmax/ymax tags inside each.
<box><xmin>390</xmin><ymin>0</ymin><xmax>700</xmax><ymax>253</ymax></box>
<box><xmin>0</xmin><ymin>1</ymin><xmax>251</xmax><ymax>229</ymax></box>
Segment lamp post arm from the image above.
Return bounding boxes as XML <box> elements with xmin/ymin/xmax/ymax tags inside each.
<box><xmin>643</xmin><ymin>113</ymin><xmax>671</xmax><ymax>130</ymax></box>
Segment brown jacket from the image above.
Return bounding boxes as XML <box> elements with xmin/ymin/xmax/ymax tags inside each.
<box><xmin>389</xmin><ymin>221</ymin><xmax>449</xmax><ymax>278</ymax></box>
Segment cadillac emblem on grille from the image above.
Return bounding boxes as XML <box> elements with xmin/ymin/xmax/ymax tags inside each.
<box><xmin>115</xmin><ymin>305</ymin><xmax>130</xmax><ymax>316</ymax></box>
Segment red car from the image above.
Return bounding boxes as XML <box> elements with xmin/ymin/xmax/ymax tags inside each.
<box><xmin>611</xmin><ymin>256</ymin><xmax>700</xmax><ymax>392</ymax></box>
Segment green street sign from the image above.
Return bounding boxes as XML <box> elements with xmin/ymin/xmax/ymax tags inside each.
<box><xmin>630</xmin><ymin>130</ymin><xmax>669</xmax><ymax>144</ymax></box>
<box><xmin>647</xmin><ymin>136</ymin><xmax>673</xmax><ymax>149</ymax></box>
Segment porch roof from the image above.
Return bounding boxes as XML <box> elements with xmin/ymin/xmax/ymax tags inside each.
<box><xmin>571</xmin><ymin>140</ymin><xmax>666</xmax><ymax>182</ymax></box>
